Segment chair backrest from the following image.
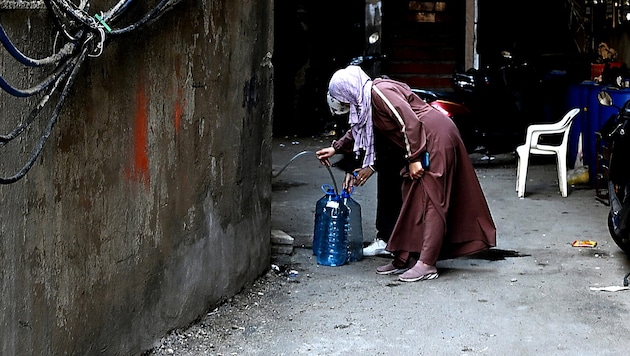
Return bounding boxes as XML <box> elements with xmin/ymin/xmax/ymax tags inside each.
<box><xmin>557</xmin><ymin>108</ymin><xmax>581</xmax><ymax>147</ymax></box>
<box><xmin>545</xmin><ymin>108</ymin><xmax>581</xmax><ymax>132</ymax></box>
<box><xmin>558</xmin><ymin>108</ymin><xmax>581</xmax><ymax>130</ymax></box>
<box><xmin>525</xmin><ymin>108</ymin><xmax>580</xmax><ymax>150</ymax></box>
<box><xmin>560</xmin><ymin>108</ymin><xmax>580</xmax><ymax>139</ymax></box>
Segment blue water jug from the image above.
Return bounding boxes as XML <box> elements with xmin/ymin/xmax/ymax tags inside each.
<box><xmin>316</xmin><ymin>195</ymin><xmax>349</xmax><ymax>266</ymax></box>
<box><xmin>313</xmin><ymin>184</ymin><xmax>337</xmax><ymax>256</ymax></box>
<box><xmin>341</xmin><ymin>188</ymin><xmax>363</xmax><ymax>263</ymax></box>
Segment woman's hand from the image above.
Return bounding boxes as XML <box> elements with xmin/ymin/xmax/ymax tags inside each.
<box><xmin>343</xmin><ymin>172</ymin><xmax>354</xmax><ymax>190</ymax></box>
<box><xmin>353</xmin><ymin>166</ymin><xmax>375</xmax><ymax>187</ymax></box>
<box><xmin>408</xmin><ymin>161</ymin><xmax>425</xmax><ymax>180</ymax></box>
<box><xmin>316</xmin><ymin>147</ymin><xmax>336</xmax><ymax>167</ymax></box>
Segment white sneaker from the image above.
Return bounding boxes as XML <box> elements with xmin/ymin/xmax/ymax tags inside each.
<box><xmin>363</xmin><ymin>239</ymin><xmax>391</xmax><ymax>256</ymax></box>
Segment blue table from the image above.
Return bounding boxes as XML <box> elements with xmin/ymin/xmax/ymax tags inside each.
<box><xmin>565</xmin><ymin>82</ymin><xmax>630</xmax><ymax>185</ymax></box>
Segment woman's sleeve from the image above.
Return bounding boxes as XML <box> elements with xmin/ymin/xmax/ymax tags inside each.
<box><xmin>332</xmin><ymin>129</ymin><xmax>355</xmax><ymax>153</ymax></box>
<box><xmin>331</xmin><ymin>130</ymin><xmax>360</xmax><ymax>173</ymax></box>
<box><xmin>374</xmin><ymin>86</ymin><xmax>427</xmax><ymax>163</ymax></box>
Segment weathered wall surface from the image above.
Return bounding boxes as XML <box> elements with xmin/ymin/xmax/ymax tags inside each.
<box><xmin>0</xmin><ymin>1</ymin><xmax>273</xmax><ymax>354</ymax></box>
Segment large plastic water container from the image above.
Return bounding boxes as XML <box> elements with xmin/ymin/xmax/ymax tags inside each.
<box><xmin>341</xmin><ymin>188</ymin><xmax>363</xmax><ymax>263</ymax></box>
<box><xmin>316</xmin><ymin>196</ymin><xmax>349</xmax><ymax>266</ymax></box>
<box><xmin>313</xmin><ymin>184</ymin><xmax>337</xmax><ymax>256</ymax></box>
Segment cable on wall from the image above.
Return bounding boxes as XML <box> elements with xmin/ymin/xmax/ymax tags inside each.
<box><xmin>0</xmin><ymin>0</ymin><xmax>183</xmax><ymax>184</ymax></box>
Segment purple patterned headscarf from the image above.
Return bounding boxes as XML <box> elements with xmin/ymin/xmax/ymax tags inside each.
<box><xmin>328</xmin><ymin>66</ymin><xmax>375</xmax><ymax>168</ymax></box>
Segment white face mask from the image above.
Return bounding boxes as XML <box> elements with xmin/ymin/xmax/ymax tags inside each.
<box><xmin>327</xmin><ymin>92</ymin><xmax>350</xmax><ymax>115</ymax></box>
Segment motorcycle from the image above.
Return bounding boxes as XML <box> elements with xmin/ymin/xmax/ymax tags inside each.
<box><xmin>596</xmin><ymin>90</ymin><xmax>630</xmax><ymax>255</ymax></box>
<box><xmin>453</xmin><ymin>50</ymin><xmax>544</xmax><ymax>155</ymax></box>
<box><xmin>411</xmin><ymin>88</ymin><xmax>476</xmax><ymax>153</ymax></box>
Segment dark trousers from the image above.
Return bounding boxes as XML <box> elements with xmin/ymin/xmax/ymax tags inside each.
<box><xmin>374</xmin><ymin>131</ymin><xmax>405</xmax><ymax>242</ymax></box>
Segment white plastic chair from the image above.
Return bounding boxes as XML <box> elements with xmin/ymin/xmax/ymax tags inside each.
<box><xmin>515</xmin><ymin>108</ymin><xmax>581</xmax><ymax>198</ymax></box>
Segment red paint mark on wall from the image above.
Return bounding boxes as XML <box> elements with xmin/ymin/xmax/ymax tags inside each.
<box><xmin>126</xmin><ymin>80</ymin><xmax>150</xmax><ymax>186</ymax></box>
<box><xmin>174</xmin><ymin>86</ymin><xmax>183</xmax><ymax>133</ymax></box>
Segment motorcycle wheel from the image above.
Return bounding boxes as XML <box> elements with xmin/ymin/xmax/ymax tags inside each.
<box><xmin>608</xmin><ymin>210</ymin><xmax>630</xmax><ymax>255</ymax></box>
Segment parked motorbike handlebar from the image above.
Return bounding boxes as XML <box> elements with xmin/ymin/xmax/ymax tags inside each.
<box><xmin>349</xmin><ymin>53</ymin><xmax>387</xmax><ymax>66</ymax></box>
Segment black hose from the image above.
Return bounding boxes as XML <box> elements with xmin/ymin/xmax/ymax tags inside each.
<box><xmin>0</xmin><ymin>59</ymin><xmax>73</xmax><ymax>97</ymax></box>
<box><xmin>0</xmin><ymin>21</ymin><xmax>75</xmax><ymax>67</ymax></box>
<box><xmin>0</xmin><ymin>47</ymin><xmax>88</xmax><ymax>184</ymax></box>
<box><xmin>43</xmin><ymin>0</ymin><xmax>82</xmax><ymax>42</ymax></box>
<box><xmin>272</xmin><ymin>150</ymin><xmax>340</xmax><ymax>195</ymax></box>
<box><xmin>0</xmin><ymin>0</ymin><xmax>183</xmax><ymax>183</ymax></box>
<box><xmin>325</xmin><ymin>165</ymin><xmax>339</xmax><ymax>196</ymax></box>
<box><xmin>109</xmin><ymin>0</ymin><xmax>177</xmax><ymax>35</ymax></box>
<box><xmin>0</xmin><ymin>54</ymin><xmax>79</xmax><ymax>144</ymax></box>
<box><xmin>271</xmin><ymin>150</ymin><xmax>313</xmax><ymax>178</ymax></box>
<box><xmin>103</xmin><ymin>0</ymin><xmax>137</xmax><ymax>23</ymax></box>
<box><xmin>49</xmin><ymin>0</ymin><xmax>97</xmax><ymax>28</ymax></box>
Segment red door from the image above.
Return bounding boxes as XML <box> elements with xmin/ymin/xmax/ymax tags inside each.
<box><xmin>381</xmin><ymin>1</ymin><xmax>465</xmax><ymax>92</ymax></box>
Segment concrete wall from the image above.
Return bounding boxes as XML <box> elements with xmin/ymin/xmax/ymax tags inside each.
<box><xmin>465</xmin><ymin>0</ymin><xmax>476</xmax><ymax>70</ymax></box>
<box><xmin>0</xmin><ymin>0</ymin><xmax>274</xmax><ymax>354</ymax></box>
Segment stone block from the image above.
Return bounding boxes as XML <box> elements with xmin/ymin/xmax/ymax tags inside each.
<box><xmin>271</xmin><ymin>229</ymin><xmax>294</xmax><ymax>245</ymax></box>
<box><xmin>271</xmin><ymin>245</ymin><xmax>293</xmax><ymax>256</ymax></box>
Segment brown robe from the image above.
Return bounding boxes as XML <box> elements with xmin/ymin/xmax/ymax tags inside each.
<box><xmin>334</xmin><ymin>78</ymin><xmax>496</xmax><ymax>265</ymax></box>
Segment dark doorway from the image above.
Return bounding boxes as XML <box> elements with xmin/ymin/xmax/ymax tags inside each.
<box><xmin>476</xmin><ymin>0</ymin><xmax>579</xmax><ymax>65</ymax></box>
<box><xmin>380</xmin><ymin>0</ymin><xmax>466</xmax><ymax>92</ymax></box>
<box><xmin>273</xmin><ymin>0</ymin><xmax>365</xmax><ymax>137</ymax></box>
<box><xmin>476</xmin><ymin>0</ymin><xmax>591</xmax><ymax>123</ymax></box>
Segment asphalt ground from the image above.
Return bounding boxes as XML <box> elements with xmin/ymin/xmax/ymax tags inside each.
<box><xmin>267</xmin><ymin>135</ymin><xmax>630</xmax><ymax>355</ymax></box>
<box><xmin>150</xmin><ymin>134</ymin><xmax>630</xmax><ymax>355</ymax></box>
